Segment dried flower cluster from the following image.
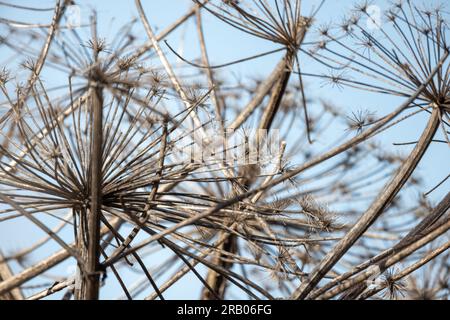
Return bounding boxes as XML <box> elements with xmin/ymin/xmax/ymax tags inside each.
<box><xmin>0</xmin><ymin>0</ymin><xmax>448</xmax><ymax>300</ymax></box>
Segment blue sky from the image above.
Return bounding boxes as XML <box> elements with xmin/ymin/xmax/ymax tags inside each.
<box><xmin>0</xmin><ymin>0</ymin><xmax>449</xmax><ymax>299</ymax></box>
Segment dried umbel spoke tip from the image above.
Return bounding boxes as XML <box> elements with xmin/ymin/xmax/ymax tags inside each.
<box><xmin>0</xmin><ymin>67</ymin><xmax>10</xmax><ymax>84</ymax></box>
<box><xmin>302</xmin><ymin>1</ymin><xmax>450</xmax><ymax>154</ymax></box>
<box><xmin>346</xmin><ymin>109</ymin><xmax>375</xmax><ymax>133</ymax></box>
<box><xmin>271</xmin><ymin>247</ymin><xmax>299</xmax><ymax>280</ymax></box>
<box><xmin>117</xmin><ymin>55</ymin><xmax>138</xmax><ymax>71</ymax></box>
<box><xmin>298</xmin><ymin>194</ymin><xmax>342</xmax><ymax>233</ymax></box>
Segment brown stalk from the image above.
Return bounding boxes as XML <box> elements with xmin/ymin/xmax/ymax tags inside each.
<box><xmin>293</xmin><ymin>106</ymin><xmax>442</xmax><ymax>299</ymax></box>
<box><xmin>201</xmin><ymin>230</ymin><xmax>237</xmax><ymax>300</ymax></box>
<box><xmin>0</xmin><ymin>247</ymin><xmax>69</xmax><ymax>297</ymax></box>
<box><xmin>195</xmin><ymin>8</ymin><xmax>223</xmax><ymax>125</ymax></box>
<box><xmin>135</xmin><ymin>0</ymin><xmax>203</xmax><ymax>130</ymax></box>
<box><xmin>0</xmin><ymin>218</ymin><xmax>117</xmax><ymax>297</ymax></box>
<box><xmin>27</xmin><ymin>279</ymin><xmax>73</xmax><ymax>300</ymax></box>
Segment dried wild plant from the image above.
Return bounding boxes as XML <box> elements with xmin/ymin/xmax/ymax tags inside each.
<box><xmin>0</xmin><ymin>0</ymin><xmax>448</xmax><ymax>300</ymax></box>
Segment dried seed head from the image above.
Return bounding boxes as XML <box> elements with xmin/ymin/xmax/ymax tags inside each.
<box><xmin>185</xmin><ymin>84</ymin><xmax>208</xmax><ymax>107</ymax></box>
<box><xmin>318</xmin><ymin>24</ymin><xmax>331</xmax><ymax>37</ymax></box>
<box><xmin>381</xmin><ymin>268</ymin><xmax>407</xmax><ymax>300</ymax></box>
<box><xmin>354</xmin><ymin>0</ymin><xmax>371</xmax><ymax>14</ymax></box>
<box><xmin>0</xmin><ymin>67</ymin><xmax>10</xmax><ymax>84</ymax></box>
<box><xmin>21</xmin><ymin>58</ymin><xmax>37</xmax><ymax>72</ymax></box>
<box><xmin>85</xmin><ymin>38</ymin><xmax>109</xmax><ymax>53</ymax></box>
<box><xmin>299</xmin><ymin>194</ymin><xmax>340</xmax><ymax>232</ymax></box>
<box><xmin>346</xmin><ymin>109</ymin><xmax>374</xmax><ymax>133</ymax></box>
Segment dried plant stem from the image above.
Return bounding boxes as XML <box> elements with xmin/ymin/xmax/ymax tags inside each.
<box><xmin>194</xmin><ymin>21</ymin><xmax>237</xmax><ymax>297</ymax></box>
<box><xmin>106</xmin><ymin>125</ymin><xmax>168</xmax><ymax>263</ymax></box>
<box><xmin>24</xmin><ymin>1</ymin><xmax>65</xmax><ymax>93</ymax></box>
<box><xmin>136</xmin><ymin>0</ymin><xmax>244</xmax><ymax>193</ymax></box>
<box><xmin>195</xmin><ymin>9</ymin><xmax>222</xmax><ymax>124</ymax></box>
<box><xmin>22</xmin><ymin>3</ymin><xmax>60</xmax><ymax>93</ymax></box>
<box><xmin>0</xmin><ymin>246</ymin><xmax>71</xmax><ymax>296</ymax></box>
<box><xmin>130</xmin><ymin>0</ymin><xmax>209</xmax><ymax>62</ymax></box>
<box><xmin>0</xmin><ymin>218</ymin><xmax>119</xmax><ymax>297</ymax></box>
<box><xmin>135</xmin><ymin>0</ymin><xmax>203</xmax><ymax>129</ymax></box>
<box><xmin>293</xmin><ymin>106</ymin><xmax>442</xmax><ymax>299</ymax></box>
<box><xmin>0</xmin><ymin>0</ymin><xmax>67</xmax><ymax>126</ymax></box>
<box><xmin>27</xmin><ymin>279</ymin><xmax>73</xmax><ymax>300</ymax></box>
<box><xmin>75</xmin><ymin>85</ymin><xmax>104</xmax><ymax>300</ymax></box>
<box><xmin>230</xmin><ymin>57</ymin><xmax>286</xmax><ymax>129</ymax></box>
<box><xmin>201</xmin><ymin>232</ymin><xmax>237</xmax><ymax>300</ymax></box>
<box><xmin>202</xmin><ymin>142</ymin><xmax>287</xmax><ymax>300</ymax></box>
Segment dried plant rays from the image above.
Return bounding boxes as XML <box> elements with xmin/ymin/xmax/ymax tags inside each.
<box><xmin>0</xmin><ymin>64</ymin><xmax>187</xmax><ymax>299</ymax></box>
<box><xmin>194</xmin><ymin>0</ymin><xmax>318</xmax><ymax>139</ymax></box>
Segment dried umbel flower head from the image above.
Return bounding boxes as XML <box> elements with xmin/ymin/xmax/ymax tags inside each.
<box><xmin>47</xmin><ymin>18</ymin><xmax>156</xmax><ymax>95</ymax></box>
<box><xmin>197</xmin><ymin>0</ymin><xmax>314</xmax><ymax>50</ymax></box>
<box><xmin>310</xmin><ymin>2</ymin><xmax>450</xmax><ymax>115</ymax></box>
<box><xmin>0</xmin><ymin>81</ymin><xmax>172</xmax><ymax>220</ymax></box>
<box><xmin>0</xmin><ymin>0</ymin><xmax>448</xmax><ymax>302</ymax></box>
